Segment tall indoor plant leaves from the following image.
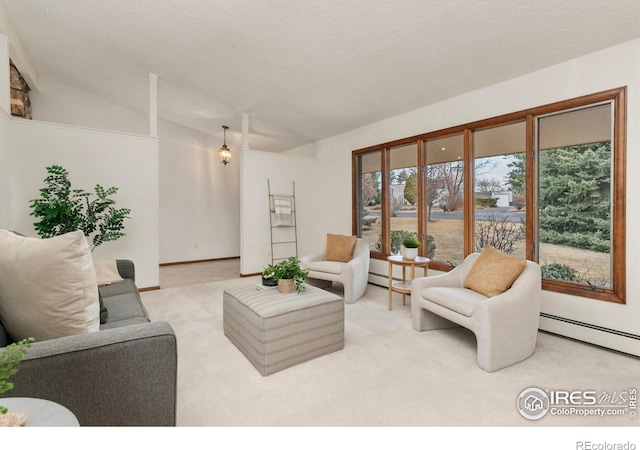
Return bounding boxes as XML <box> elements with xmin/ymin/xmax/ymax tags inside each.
<box><xmin>29</xmin><ymin>165</ymin><xmax>131</xmax><ymax>250</ymax></box>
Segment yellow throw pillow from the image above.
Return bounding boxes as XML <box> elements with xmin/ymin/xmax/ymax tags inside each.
<box><xmin>324</xmin><ymin>234</ymin><xmax>357</xmax><ymax>262</ymax></box>
<box><xmin>464</xmin><ymin>247</ymin><xmax>526</xmax><ymax>297</ymax></box>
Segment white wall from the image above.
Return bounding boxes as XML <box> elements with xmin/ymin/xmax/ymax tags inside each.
<box><xmin>28</xmin><ymin>76</ymin><xmax>241</xmax><ymax>264</ymax></box>
<box><xmin>285</xmin><ymin>141</ymin><xmax>355</xmax><ymax>248</ymax></box>
<box><xmin>8</xmin><ymin>119</ymin><xmax>160</xmax><ymax>288</ymax></box>
<box><xmin>30</xmin><ymin>76</ymin><xmax>148</xmax><ymax>135</ymax></box>
<box><xmin>292</xmin><ymin>38</ymin><xmax>640</xmax><ymax>356</ymax></box>
<box><xmin>240</xmin><ymin>149</ymin><xmax>318</xmax><ymax>275</ymax></box>
<box><xmin>0</xmin><ymin>109</ymin><xmax>11</xmax><ymax>229</ymax></box>
<box><xmin>0</xmin><ymin>35</ymin><xmax>11</xmax><ymax>230</ymax></box>
<box><xmin>159</xmin><ymin>119</ymin><xmax>240</xmax><ymax>263</ymax></box>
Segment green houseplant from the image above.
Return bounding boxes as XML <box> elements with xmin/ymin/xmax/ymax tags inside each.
<box><xmin>29</xmin><ymin>165</ymin><xmax>131</xmax><ymax>251</ymax></box>
<box><xmin>402</xmin><ymin>236</ymin><xmax>420</xmax><ymax>248</ymax></box>
<box><xmin>261</xmin><ymin>264</ymin><xmax>278</xmax><ymax>287</ymax></box>
<box><xmin>387</xmin><ymin>230</ymin><xmax>436</xmax><ymax>259</ymax></box>
<box><xmin>272</xmin><ymin>257</ymin><xmax>309</xmax><ymax>294</ymax></box>
<box><xmin>0</xmin><ymin>337</ymin><xmax>34</xmax><ymax>414</ymax></box>
<box><xmin>402</xmin><ymin>236</ymin><xmax>420</xmax><ymax>260</ymax></box>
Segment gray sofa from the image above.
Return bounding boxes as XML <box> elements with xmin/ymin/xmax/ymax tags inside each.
<box><xmin>0</xmin><ymin>260</ymin><xmax>177</xmax><ymax>426</ymax></box>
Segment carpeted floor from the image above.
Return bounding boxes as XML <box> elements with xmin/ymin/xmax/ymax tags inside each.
<box><xmin>141</xmin><ymin>278</ymin><xmax>640</xmax><ymax>427</ymax></box>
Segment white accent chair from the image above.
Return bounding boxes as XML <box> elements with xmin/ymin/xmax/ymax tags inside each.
<box><xmin>300</xmin><ymin>238</ymin><xmax>370</xmax><ymax>304</ymax></box>
<box><xmin>411</xmin><ymin>252</ymin><xmax>541</xmax><ymax>372</ymax></box>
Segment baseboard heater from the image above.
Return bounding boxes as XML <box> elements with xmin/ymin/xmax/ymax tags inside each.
<box><xmin>540</xmin><ymin>313</ymin><xmax>640</xmax><ymax>341</ymax></box>
<box><xmin>368</xmin><ymin>271</ymin><xmax>640</xmax><ymax>358</ymax></box>
<box><xmin>540</xmin><ymin>313</ymin><xmax>640</xmax><ymax>358</ymax></box>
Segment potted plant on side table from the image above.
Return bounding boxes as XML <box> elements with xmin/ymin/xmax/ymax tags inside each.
<box><xmin>272</xmin><ymin>257</ymin><xmax>309</xmax><ymax>294</ymax></box>
<box><xmin>402</xmin><ymin>236</ymin><xmax>420</xmax><ymax>260</ymax></box>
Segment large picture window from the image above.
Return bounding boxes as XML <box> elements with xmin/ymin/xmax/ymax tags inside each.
<box><xmin>473</xmin><ymin>122</ymin><xmax>527</xmax><ymax>260</ymax></box>
<box><xmin>352</xmin><ymin>88</ymin><xmax>626</xmax><ymax>303</ymax></box>
<box><xmin>423</xmin><ymin>133</ymin><xmax>465</xmax><ymax>265</ymax></box>
<box><xmin>537</xmin><ymin>103</ymin><xmax>614</xmax><ymax>292</ymax></box>
<box><xmin>355</xmin><ymin>150</ymin><xmax>382</xmax><ymax>253</ymax></box>
<box><xmin>388</xmin><ymin>143</ymin><xmax>418</xmax><ymax>255</ymax></box>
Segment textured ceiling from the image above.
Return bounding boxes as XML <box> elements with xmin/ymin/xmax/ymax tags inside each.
<box><xmin>2</xmin><ymin>0</ymin><xmax>640</xmax><ymax>152</ymax></box>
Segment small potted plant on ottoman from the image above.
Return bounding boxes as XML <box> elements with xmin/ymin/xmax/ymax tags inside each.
<box><xmin>261</xmin><ymin>264</ymin><xmax>278</xmax><ymax>287</ymax></box>
<box><xmin>273</xmin><ymin>257</ymin><xmax>309</xmax><ymax>294</ymax></box>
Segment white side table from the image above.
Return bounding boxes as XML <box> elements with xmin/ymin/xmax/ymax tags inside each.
<box><xmin>1</xmin><ymin>397</ymin><xmax>79</xmax><ymax>427</ymax></box>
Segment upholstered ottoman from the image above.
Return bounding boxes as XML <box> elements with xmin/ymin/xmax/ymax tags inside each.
<box><xmin>223</xmin><ymin>284</ymin><xmax>344</xmax><ymax>376</ymax></box>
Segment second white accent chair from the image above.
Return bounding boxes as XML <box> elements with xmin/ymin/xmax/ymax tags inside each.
<box><xmin>411</xmin><ymin>251</ymin><xmax>542</xmax><ymax>372</ymax></box>
<box><xmin>300</xmin><ymin>237</ymin><xmax>370</xmax><ymax>304</ymax></box>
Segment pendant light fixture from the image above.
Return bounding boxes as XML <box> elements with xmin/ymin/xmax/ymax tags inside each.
<box><xmin>218</xmin><ymin>125</ymin><xmax>231</xmax><ymax>165</ymax></box>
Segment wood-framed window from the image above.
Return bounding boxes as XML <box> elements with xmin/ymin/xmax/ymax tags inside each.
<box><xmin>352</xmin><ymin>87</ymin><xmax>626</xmax><ymax>303</ymax></box>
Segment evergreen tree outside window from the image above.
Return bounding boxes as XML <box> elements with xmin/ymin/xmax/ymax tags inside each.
<box><xmin>537</xmin><ymin>103</ymin><xmax>613</xmax><ymax>289</ymax></box>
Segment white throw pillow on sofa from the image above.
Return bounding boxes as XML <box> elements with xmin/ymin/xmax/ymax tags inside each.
<box><xmin>0</xmin><ymin>229</ymin><xmax>100</xmax><ymax>341</ymax></box>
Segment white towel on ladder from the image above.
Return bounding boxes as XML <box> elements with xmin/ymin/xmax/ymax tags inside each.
<box><xmin>274</xmin><ymin>195</ymin><xmax>294</xmax><ymax>226</ymax></box>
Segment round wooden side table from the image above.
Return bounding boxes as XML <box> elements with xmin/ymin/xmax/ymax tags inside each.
<box><xmin>387</xmin><ymin>255</ymin><xmax>429</xmax><ymax>311</ymax></box>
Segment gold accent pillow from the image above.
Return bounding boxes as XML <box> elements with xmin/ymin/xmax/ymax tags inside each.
<box><xmin>324</xmin><ymin>234</ymin><xmax>357</xmax><ymax>262</ymax></box>
<box><xmin>464</xmin><ymin>247</ymin><xmax>526</xmax><ymax>297</ymax></box>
